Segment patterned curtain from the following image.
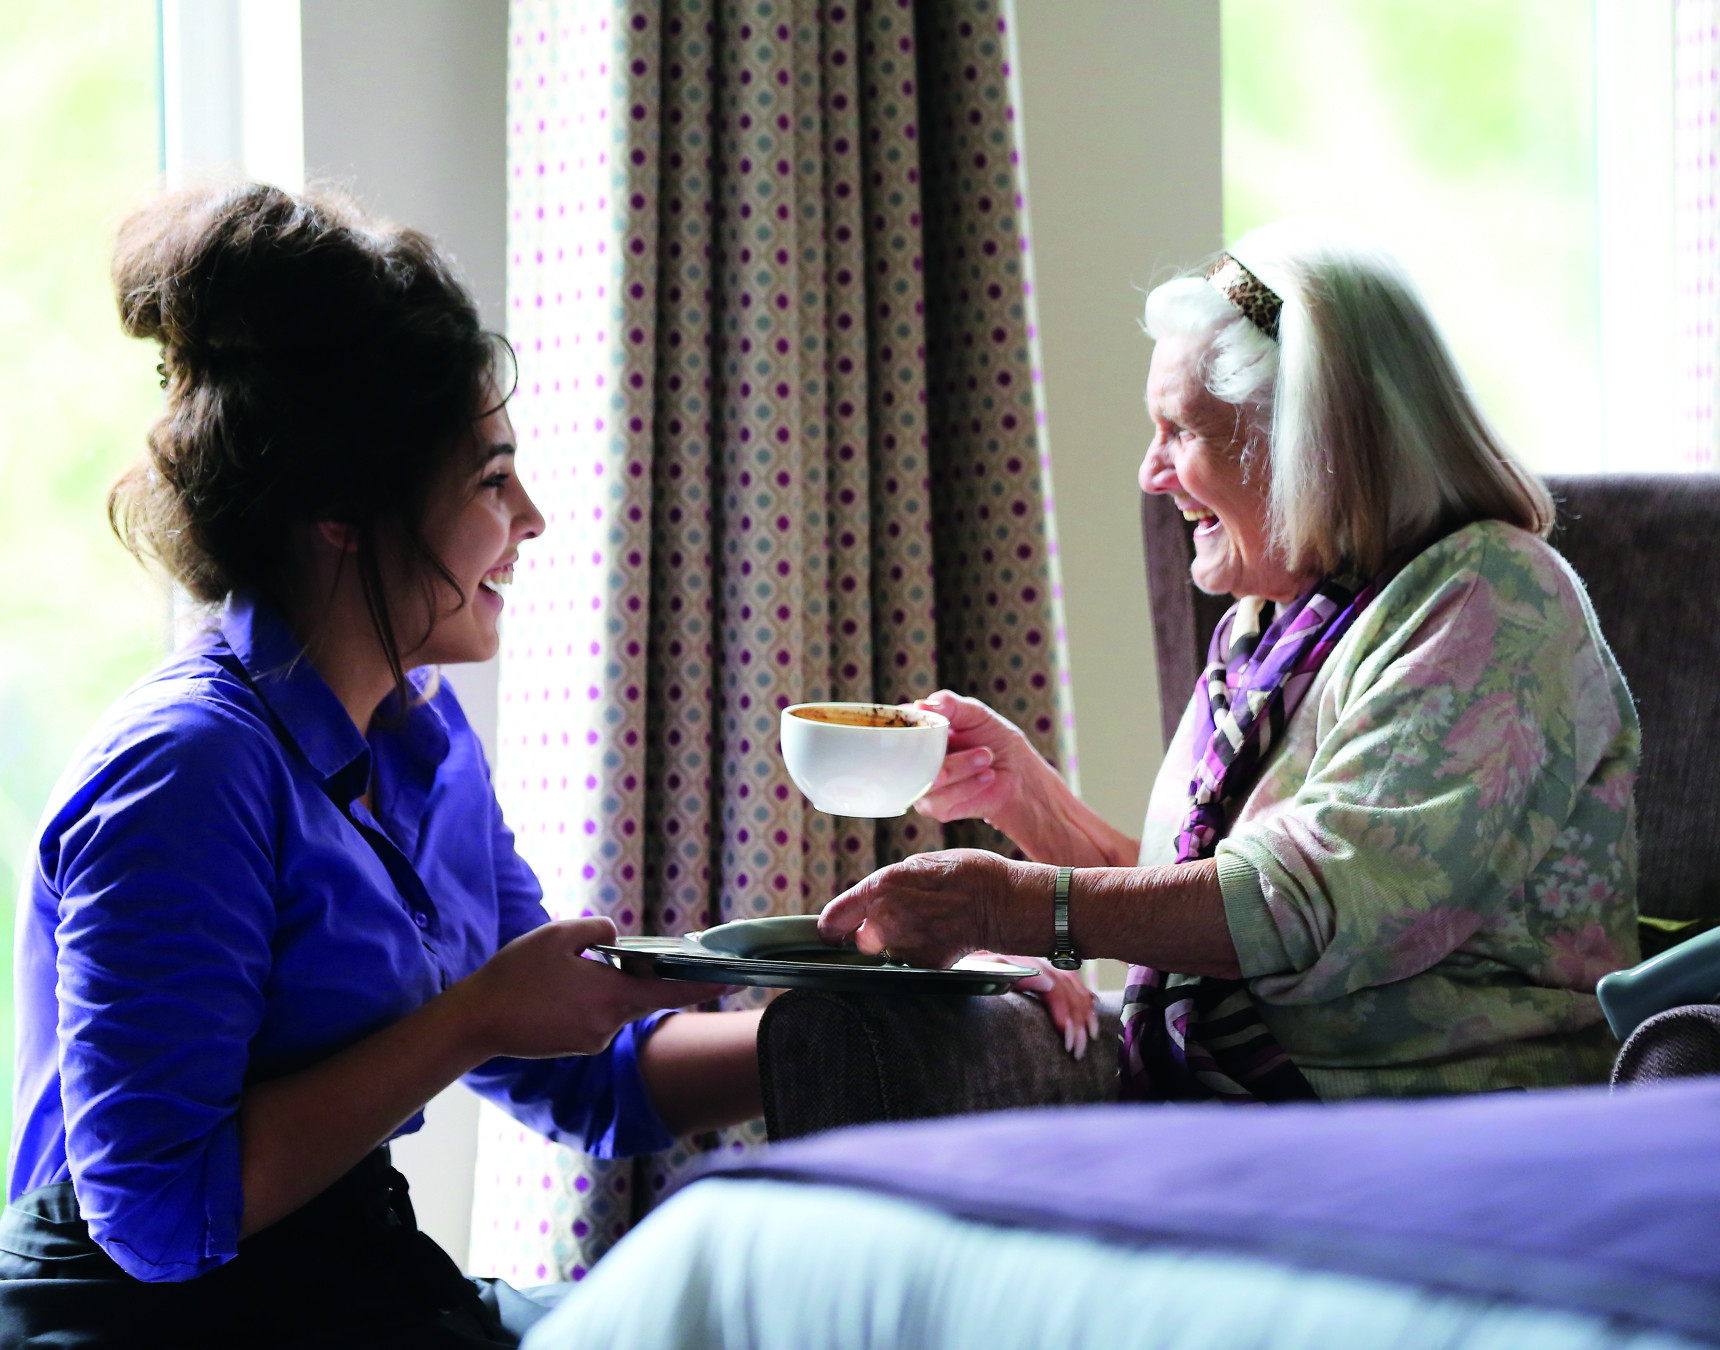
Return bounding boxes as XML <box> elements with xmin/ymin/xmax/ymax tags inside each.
<box><xmin>1678</xmin><ymin>0</ymin><xmax>1720</xmax><ymax>468</ymax></box>
<box><xmin>469</xmin><ymin>0</ymin><xmax>1073</xmax><ymax>1281</ymax></box>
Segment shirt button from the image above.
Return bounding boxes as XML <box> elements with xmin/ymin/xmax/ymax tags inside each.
<box><xmin>412</xmin><ymin>912</ymin><xmax>429</xmax><ymax>930</ymax></box>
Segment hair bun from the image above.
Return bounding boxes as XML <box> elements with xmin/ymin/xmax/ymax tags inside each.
<box><xmin>116</xmin><ymin>183</ymin><xmax>285</xmax><ymax>350</ymax></box>
<box><xmin>113</xmin><ymin>183</ymin><xmax>394</xmax><ymax>381</ymax></box>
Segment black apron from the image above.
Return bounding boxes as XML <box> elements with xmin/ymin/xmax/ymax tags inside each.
<box><xmin>0</xmin><ymin>1149</ymin><xmax>561</xmax><ymax>1349</ymax></box>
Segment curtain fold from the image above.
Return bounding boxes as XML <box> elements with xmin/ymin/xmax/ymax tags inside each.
<box><xmin>471</xmin><ymin>0</ymin><xmax>1072</xmax><ymax>1281</ymax></box>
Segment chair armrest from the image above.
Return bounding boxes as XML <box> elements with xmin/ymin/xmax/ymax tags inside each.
<box><xmin>1612</xmin><ymin>1003</ymin><xmax>1720</xmax><ymax>1087</ymax></box>
<box><xmin>1597</xmin><ymin>922</ymin><xmax>1720</xmax><ymax>1040</ymax></box>
<box><xmin>757</xmin><ymin>988</ymin><xmax>1121</xmax><ymax>1141</ymax></box>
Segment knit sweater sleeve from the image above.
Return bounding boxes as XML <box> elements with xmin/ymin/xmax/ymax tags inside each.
<box><xmin>1213</xmin><ymin>523</ymin><xmax>1631</xmax><ymax>1005</ymax></box>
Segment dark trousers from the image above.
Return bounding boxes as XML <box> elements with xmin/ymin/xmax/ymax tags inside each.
<box><xmin>0</xmin><ymin>1150</ymin><xmax>560</xmax><ymax>1349</ymax></box>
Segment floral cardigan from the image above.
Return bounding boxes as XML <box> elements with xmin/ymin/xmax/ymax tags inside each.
<box><xmin>1140</xmin><ymin>520</ymin><xmax>1641</xmax><ymax>1098</ymax></box>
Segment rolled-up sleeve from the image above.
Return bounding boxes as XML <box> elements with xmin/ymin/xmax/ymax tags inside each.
<box><xmin>459</xmin><ymin>780</ymin><xmax>676</xmax><ymax>1157</ymax></box>
<box><xmin>462</xmin><ymin>1014</ymin><xmax>677</xmax><ymax>1158</ymax></box>
<box><xmin>1214</xmin><ymin>540</ymin><xmax>1601</xmax><ymax>1005</ymax></box>
<box><xmin>49</xmin><ymin>702</ymin><xmax>278</xmax><ymax>1281</ymax></box>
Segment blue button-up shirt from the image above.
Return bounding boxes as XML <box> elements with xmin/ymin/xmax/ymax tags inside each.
<box><xmin>10</xmin><ymin>594</ymin><xmax>672</xmax><ymax>1282</ymax></box>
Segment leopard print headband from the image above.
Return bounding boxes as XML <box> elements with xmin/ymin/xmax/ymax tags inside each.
<box><xmin>1205</xmin><ymin>253</ymin><xmax>1282</xmax><ymax>342</ymax></box>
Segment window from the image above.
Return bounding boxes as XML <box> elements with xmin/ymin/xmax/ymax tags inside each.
<box><xmin>0</xmin><ymin>2</ymin><xmax>165</xmax><ymax>1151</ymax></box>
<box><xmin>1223</xmin><ymin>1</ymin><xmax>1609</xmax><ymax>473</ymax></box>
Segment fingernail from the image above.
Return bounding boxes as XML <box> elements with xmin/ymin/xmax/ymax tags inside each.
<box><xmin>1063</xmin><ymin>1023</ymin><xmax>1074</xmax><ymax>1055</ymax></box>
<box><xmin>977</xmin><ymin>770</ymin><xmax>995</xmax><ymax>786</ymax></box>
<box><xmin>1075</xmin><ymin>1031</ymin><xmax>1087</xmax><ymax>1061</ymax></box>
<box><xmin>1089</xmin><ymin>1011</ymin><xmax>1101</xmax><ymax>1040</ymax></box>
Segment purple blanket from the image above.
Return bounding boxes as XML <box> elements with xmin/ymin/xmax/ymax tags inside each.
<box><xmin>706</xmin><ymin>1079</ymin><xmax>1720</xmax><ymax>1342</ymax></box>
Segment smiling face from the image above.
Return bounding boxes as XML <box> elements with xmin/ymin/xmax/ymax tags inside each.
<box><xmin>405</xmin><ymin>399</ymin><xmax>544</xmax><ymax>668</ymax></box>
<box><xmin>1139</xmin><ymin>333</ymin><xmax>1308</xmax><ymax>603</ymax></box>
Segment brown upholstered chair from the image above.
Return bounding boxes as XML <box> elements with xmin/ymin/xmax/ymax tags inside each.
<box><xmin>758</xmin><ymin>475</ymin><xmax>1720</xmax><ymax>1138</ymax></box>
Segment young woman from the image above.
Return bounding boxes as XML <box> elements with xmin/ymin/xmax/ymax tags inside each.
<box><xmin>0</xmin><ymin>183</ymin><xmax>761</xmax><ymax>1347</ymax></box>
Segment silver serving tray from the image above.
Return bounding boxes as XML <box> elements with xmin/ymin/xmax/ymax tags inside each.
<box><xmin>592</xmin><ymin>915</ymin><xmax>1034</xmax><ymax>996</ymax></box>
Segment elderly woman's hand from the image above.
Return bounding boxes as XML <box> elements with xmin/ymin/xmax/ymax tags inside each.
<box><xmin>817</xmin><ymin>848</ymin><xmax>1042</xmax><ymax>966</ymax></box>
<box><xmin>974</xmin><ymin>952</ymin><xmax>1101</xmax><ymax>1059</ymax></box>
<box><xmin>914</xmin><ymin>690</ymin><xmax>1141</xmax><ymax>869</ymax></box>
<box><xmin>818</xmin><ymin>849</ymin><xmax>1099</xmax><ymax>1056</ymax></box>
<box><xmin>913</xmin><ymin>691</ymin><xmax>1055</xmax><ymax>829</ymax></box>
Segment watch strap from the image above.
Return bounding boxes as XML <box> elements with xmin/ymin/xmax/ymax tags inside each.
<box><xmin>1051</xmin><ymin>865</ymin><xmax>1081</xmax><ymax>970</ymax></box>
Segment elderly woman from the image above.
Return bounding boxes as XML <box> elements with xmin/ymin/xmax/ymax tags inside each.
<box><xmin>821</xmin><ymin>220</ymin><xmax>1639</xmax><ymax>1101</ymax></box>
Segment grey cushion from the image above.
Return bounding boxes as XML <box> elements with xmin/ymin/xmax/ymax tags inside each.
<box><xmin>759</xmin><ymin>989</ymin><xmax>1121</xmax><ymax>1141</ymax></box>
<box><xmin>1611</xmin><ymin>1003</ymin><xmax>1720</xmax><ymax>1087</ymax></box>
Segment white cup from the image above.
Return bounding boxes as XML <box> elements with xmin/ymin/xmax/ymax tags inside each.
<box><xmin>780</xmin><ymin>702</ymin><xmax>951</xmax><ymax>818</ymax></box>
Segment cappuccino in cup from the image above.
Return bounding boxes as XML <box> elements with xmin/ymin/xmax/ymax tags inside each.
<box><xmin>780</xmin><ymin>701</ymin><xmax>950</xmax><ymax>817</ymax></box>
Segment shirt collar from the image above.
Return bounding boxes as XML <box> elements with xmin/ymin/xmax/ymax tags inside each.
<box><xmin>371</xmin><ymin>674</ymin><xmax>452</xmax><ymax>855</ymax></box>
<box><xmin>219</xmin><ymin>593</ymin><xmax>455</xmax><ymax>823</ymax></box>
<box><xmin>374</xmin><ymin>673</ymin><xmax>453</xmax><ymax>783</ymax></box>
<box><xmin>221</xmin><ymin>591</ymin><xmax>372</xmax><ymax>796</ymax></box>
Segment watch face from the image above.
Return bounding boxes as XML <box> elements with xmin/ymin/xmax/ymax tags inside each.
<box><xmin>1050</xmin><ymin>955</ymin><xmax>1083</xmax><ymax>970</ymax></box>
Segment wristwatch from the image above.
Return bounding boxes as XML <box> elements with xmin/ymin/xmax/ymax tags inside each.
<box><xmin>1050</xmin><ymin>865</ymin><xmax>1081</xmax><ymax>970</ymax></box>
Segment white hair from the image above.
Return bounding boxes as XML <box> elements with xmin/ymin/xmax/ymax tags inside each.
<box><xmin>1143</xmin><ymin>218</ymin><xmax>1552</xmax><ymax>577</ymax></box>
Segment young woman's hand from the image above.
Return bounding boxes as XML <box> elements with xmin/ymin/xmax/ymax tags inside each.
<box><xmin>451</xmin><ymin>917</ymin><xmax>728</xmax><ymax>1060</ymax></box>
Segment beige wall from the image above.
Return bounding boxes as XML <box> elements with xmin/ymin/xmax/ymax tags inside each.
<box><xmin>1012</xmin><ymin>1</ymin><xmax>1222</xmax><ymax>834</ymax></box>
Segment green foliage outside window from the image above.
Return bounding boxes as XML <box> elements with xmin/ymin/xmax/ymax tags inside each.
<box><xmin>1223</xmin><ymin>0</ymin><xmax>1600</xmax><ymax>473</ymax></box>
<box><xmin>0</xmin><ymin>2</ymin><xmax>164</xmax><ymax>1155</ymax></box>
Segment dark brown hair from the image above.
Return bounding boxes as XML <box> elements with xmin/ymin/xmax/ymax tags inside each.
<box><xmin>109</xmin><ymin>182</ymin><xmax>511</xmax><ymax>695</ymax></box>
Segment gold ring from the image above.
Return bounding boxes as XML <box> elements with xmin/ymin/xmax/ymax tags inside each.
<box><xmin>880</xmin><ymin>946</ymin><xmax>894</xmax><ymax>964</ymax></box>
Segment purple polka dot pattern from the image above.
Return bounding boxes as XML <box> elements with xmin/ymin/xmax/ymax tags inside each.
<box><xmin>468</xmin><ymin>1123</ymin><xmax>634</xmax><ymax>1284</ymax></box>
<box><xmin>472</xmin><ymin>0</ymin><xmax>1072</xmax><ymax>1281</ymax></box>
<box><xmin>1678</xmin><ymin>0</ymin><xmax>1720</xmax><ymax>466</ymax></box>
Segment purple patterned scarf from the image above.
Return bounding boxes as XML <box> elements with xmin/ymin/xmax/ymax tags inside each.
<box><xmin>1121</xmin><ymin>572</ymin><xmax>1386</xmax><ymax>1103</ymax></box>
